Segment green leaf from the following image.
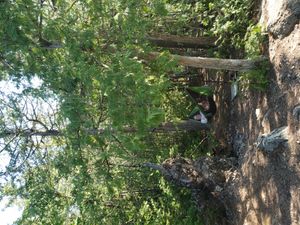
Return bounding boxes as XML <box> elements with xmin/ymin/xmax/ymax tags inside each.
<box><xmin>188</xmin><ymin>86</ymin><xmax>213</xmax><ymax>96</ymax></box>
<box><xmin>146</xmin><ymin>108</ymin><xmax>165</xmax><ymax>125</ymax></box>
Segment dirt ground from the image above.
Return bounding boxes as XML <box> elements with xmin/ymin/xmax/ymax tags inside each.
<box><xmin>220</xmin><ymin>1</ymin><xmax>300</xmax><ymax>224</ymax></box>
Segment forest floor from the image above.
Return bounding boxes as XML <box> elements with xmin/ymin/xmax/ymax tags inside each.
<box><xmin>210</xmin><ymin>0</ymin><xmax>300</xmax><ymax>224</ymax></box>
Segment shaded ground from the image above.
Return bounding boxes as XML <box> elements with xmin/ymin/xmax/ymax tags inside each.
<box><xmin>224</xmin><ymin>1</ymin><xmax>300</xmax><ymax>224</ymax></box>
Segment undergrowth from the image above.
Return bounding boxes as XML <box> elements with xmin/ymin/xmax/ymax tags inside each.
<box><xmin>240</xmin><ymin>24</ymin><xmax>269</xmax><ymax>90</ymax></box>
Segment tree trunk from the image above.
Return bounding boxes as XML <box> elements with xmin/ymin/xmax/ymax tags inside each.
<box><xmin>169</xmin><ymin>48</ymin><xmax>211</xmax><ymax>57</ymax></box>
<box><xmin>87</xmin><ymin>120</ymin><xmax>209</xmax><ymax>134</ymax></box>
<box><xmin>0</xmin><ymin>120</ymin><xmax>208</xmax><ymax>138</ymax></box>
<box><xmin>147</xmin><ymin>52</ymin><xmax>266</xmax><ymax>72</ymax></box>
<box><xmin>148</xmin><ymin>33</ymin><xmax>217</xmax><ymax>48</ymax></box>
<box><xmin>0</xmin><ymin>129</ymin><xmax>62</xmax><ymax>138</ymax></box>
<box><xmin>153</xmin><ymin>120</ymin><xmax>209</xmax><ymax>132</ymax></box>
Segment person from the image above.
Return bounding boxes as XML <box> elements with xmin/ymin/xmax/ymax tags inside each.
<box><xmin>193</xmin><ymin>110</ymin><xmax>208</xmax><ymax>124</ymax></box>
<box><xmin>189</xmin><ymin>95</ymin><xmax>217</xmax><ymax>124</ymax></box>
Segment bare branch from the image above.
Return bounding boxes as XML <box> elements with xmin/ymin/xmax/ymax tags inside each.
<box><xmin>28</xmin><ymin>118</ymin><xmax>49</xmax><ymax>131</ymax></box>
<box><xmin>0</xmin><ymin>134</ymin><xmax>20</xmax><ymax>153</ymax></box>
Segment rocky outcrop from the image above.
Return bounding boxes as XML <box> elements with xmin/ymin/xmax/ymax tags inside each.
<box><xmin>261</xmin><ymin>0</ymin><xmax>300</xmax><ymax>39</ymax></box>
<box><xmin>255</xmin><ymin>126</ymin><xmax>289</xmax><ymax>153</ymax></box>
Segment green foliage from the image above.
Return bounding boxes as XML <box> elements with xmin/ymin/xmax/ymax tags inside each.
<box><xmin>162</xmin><ymin>88</ymin><xmax>192</xmax><ymax>122</ymax></box>
<box><xmin>239</xmin><ymin>65</ymin><xmax>269</xmax><ymax>91</ymax></box>
<box><xmin>239</xmin><ymin>25</ymin><xmax>269</xmax><ymax>90</ymax></box>
<box><xmin>135</xmin><ymin>177</ymin><xmax>203</xmax><ymax>225</ymax></box>
<box><xmin>244</xmin><ymin>25</ymin><xmax>267</xmax><ymax>59</ymax></box>
<box><xmin>156</xmin><ymin>0</ymin><xmax>254</xmax><ymax>54</ymax></box>
<box><xmin>188</xmin><ymin>86</ymin><xmax>214</xmax><ymax>97</ymax></box>
<box><xmin>207</xmin><ymin>0</ymin><xmax>254</xmax><ymax>50</ymax></box>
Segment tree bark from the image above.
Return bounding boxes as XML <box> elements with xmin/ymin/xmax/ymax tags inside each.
<box><xmin>147</xmin><ymin>52</ymin><xmax>266</xmax><ymax>72</ymax></box>
<box><xmin>147</xmin><ymin>33</ymin><xmax>217</xmax><ymax>48</ymax></box>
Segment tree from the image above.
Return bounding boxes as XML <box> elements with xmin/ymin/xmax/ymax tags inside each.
<box><xmin>0</xmin><ymin>79</ymin><xmax>204</xmax><ymax>224</ymax></box>
<box><xmin>147</xmin><ymin>52</ymin><xmax>265</xmax><ymax>71</ymax></box>
<box><xmin>2</xmin><ymin>86</ymin><xmax>207</xmax><ymax>224</ymax></box>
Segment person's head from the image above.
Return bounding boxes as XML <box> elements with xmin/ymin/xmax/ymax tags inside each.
<box><xmin>198</xmin><ymin>100</ymin><xmax>209</xmax><ymax>111</ymax></box>
<box><xmin>197</xmin><ymin>96</ymin><xmax>217</xmax><ymax>120</ymax></box>
<box><xmin>197</xmin><ymin>96</ymin><xmax>210</xmax><ymax>111</ymax></box>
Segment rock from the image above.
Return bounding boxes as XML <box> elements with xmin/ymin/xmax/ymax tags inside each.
<box><xmin>292</xmin><ymin>105</ymin><xmax>300</xmax><ymax>121</ymax></box>
<box><xmin>255</xmin><ymin>126</ymin><xmax>289</xmax><ymax>153</ymax></box>
<box><xmin>268</xmin><ymin>0</ymin><xmax>300</xmax><ymax>39</ymax></box>
<box><xmin>232</xmin><ymin>133</ymin><xmax>246</xmax><ymax>159</ymax></box>
<box><xmin>261</xmin><ymin>109</ymin><xmax>272</xmax><ymax>133</ymax></box>
<box><xmin>260</xmin><ymin>0</ymin><xmax>300</xmax><ymax>39</ymax></box>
